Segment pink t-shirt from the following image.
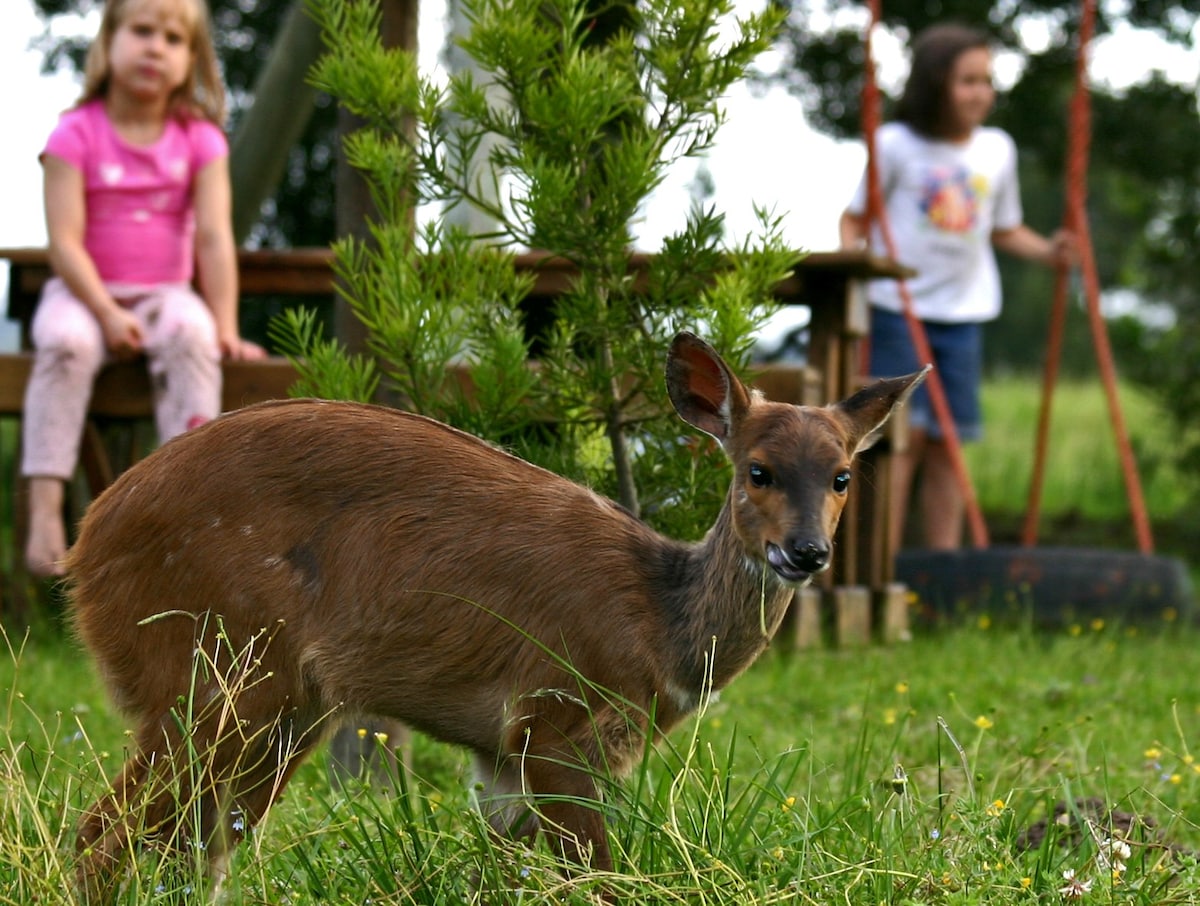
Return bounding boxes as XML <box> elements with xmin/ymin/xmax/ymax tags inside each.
<box><xmin>42</xmin><ymin>99</ymin><xmax>228</xmax><ymax>285</ymax></box>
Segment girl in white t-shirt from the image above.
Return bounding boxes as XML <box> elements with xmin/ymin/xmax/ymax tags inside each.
<box><xmin>839</xmin><ymin>23</ymin><xmax>1075</xmax><ymax>551</ymax></box>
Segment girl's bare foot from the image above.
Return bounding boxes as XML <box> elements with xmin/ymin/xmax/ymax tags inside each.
<box><xmin>25</xmin><ymin>477</ymin><xmax>68</xmax><ymax>578</ymax></box>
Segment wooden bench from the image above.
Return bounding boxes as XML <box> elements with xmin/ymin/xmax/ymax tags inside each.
<box><xmin>1</xmin><ymin>246</ymin><xmax>913</xmax><ymax>641</ymax></box>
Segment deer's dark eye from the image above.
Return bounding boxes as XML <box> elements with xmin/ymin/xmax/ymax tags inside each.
<box><xmin>748</xmin><ymin>463</ymin><xmax>773</xmax><ymax>488</ymax></box>
<box><xmin>832</xmin><ymin>470</ymin><xmax>851</xmax><ymax>494</ymax></box>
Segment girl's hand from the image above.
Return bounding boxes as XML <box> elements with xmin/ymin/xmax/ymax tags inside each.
<box><xmin>1047</xmin><ymin>229</ymin><xmax>1079</xmax><ymax>269</ymax></box>
<box><xmin>220</xmin><ymin>335</ymin><xmax>268</xmax><ymax>361</ymax></box>
<box><xmin>100</xmin><ymin>307</ymin><xmax>144</xmax><ymax>360</ymax></box>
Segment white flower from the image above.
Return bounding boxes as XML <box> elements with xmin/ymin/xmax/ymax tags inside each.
<box><xmin>1097</xmin><ymin>836</ymin><xmax>1131</xmax><ymax>873</ymax></box>
<box><xmin>1059</xmin><ymin>868</ymin><xmax>1093</xmax><ymax>898</ymax></box>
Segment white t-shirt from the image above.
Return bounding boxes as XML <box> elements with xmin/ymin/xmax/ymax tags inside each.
<box><xmin>847</xmin><ymin>122</ymin><xmax>1024</xmax><ymax>323</ymax></box>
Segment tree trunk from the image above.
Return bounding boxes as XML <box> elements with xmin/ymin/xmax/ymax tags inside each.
<box><xmin>333</xmin><ymin>0</ymin><xmax>420</xmax><ymax>354</ymax></box>
<box><xmin>228</xmin><ymin>0</ymin><xmax>325</xmax><ymax>243</ymax></box>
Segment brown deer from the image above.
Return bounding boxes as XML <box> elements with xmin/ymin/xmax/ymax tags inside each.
<box><xmin>67</xmin><ymin>331</ymin><xmax>925</xmax><ymax>898</ymax></box>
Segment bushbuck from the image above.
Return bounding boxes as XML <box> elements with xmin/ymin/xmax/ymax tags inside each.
<box><xmin>67</xmin><ymin>331</ymin><xmax>925</xmax><ymax>898</ymax></box>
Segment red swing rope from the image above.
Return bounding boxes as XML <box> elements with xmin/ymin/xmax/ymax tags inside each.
<box><xmin>862</xmin><ymin>0</ymin><xmax>990</xmax><ymax>548</ymax></box>
<box><xmin>1020</xmin><ymin>0</ymin><xmax>1154</xmax><ymax>554</ymax></box>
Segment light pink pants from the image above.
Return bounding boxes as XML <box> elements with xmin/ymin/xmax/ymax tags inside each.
<box><xmin>21</xmin><ymin>278</ymin><xmax>221</xmax><ymax>479</ymax></box>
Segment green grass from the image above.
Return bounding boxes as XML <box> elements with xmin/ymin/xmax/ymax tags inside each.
<box><xmin>966</xmin><ymin>376</ymin><xmax>1187</xmax><ymax>525</ymax></box>
<box><xmin>0</xmin><ymin>376</ymin><xmax>1195</xmax><ymax>902</ymax></box>
<box><xmin>6</xmin><ymin>615</ymin><xmax>1200</xmax><ymax>904</ymax></box>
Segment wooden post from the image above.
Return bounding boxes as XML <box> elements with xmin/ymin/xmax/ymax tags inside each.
<box><xmin>879</xmin><ymin>582</ymin><xmax>912</xmax><ymax>643</ymax></box>
<box><xmin>835</xmin><ymin>586</ymin><xmax>872</xmax><ymax>646</ymax></box>
<box><xmin>333</xmin><ymin>0</ymin><xmax>419</xmax><ymax>356</ymax></box>
<box><xmin>794</xmin><ymin>587</ymin><xmax>824</xmax><ymax>649</ymax></box>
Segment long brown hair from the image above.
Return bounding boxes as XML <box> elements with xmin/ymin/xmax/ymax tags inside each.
<box><xmin>79</xmin><ymin>0</ymin><xmax>226</xmax><ymax>125</ymax></box>
<box><xmin>895</xmin><ymin>23</ymin><xmax>990</xmax><ymax>139</ymax></box>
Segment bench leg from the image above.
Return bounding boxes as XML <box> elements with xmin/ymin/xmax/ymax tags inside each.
<box><xmin>79</xmin><ymin>421</ymin><xmax>116</xmax><ymax>496</ymax></box>
<box><xmin>4</xmin><ymin>420</ymin><xmax>32</xmax><ymax>623</ymax></box>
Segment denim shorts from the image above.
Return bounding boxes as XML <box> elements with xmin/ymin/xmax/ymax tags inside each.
<box><xmin>868</xmin><ymin>307</ymin><xmax>982</xmax><ymax>442</ymax></box>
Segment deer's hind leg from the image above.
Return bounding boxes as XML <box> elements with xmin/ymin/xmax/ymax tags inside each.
<box><xmin>76</xmin><ymin>751</ymin><xmax>158</xmax><ymax>902</ymax></box>
<box><xmin>75</xmin><ymin>689</ymin><xmax>325</xmax><ymax>900</ymax></box>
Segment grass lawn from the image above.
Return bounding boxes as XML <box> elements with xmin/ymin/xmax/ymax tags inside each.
<box><xmin>967</xmin><ymin>376</ymin><xmax>1188</xmax><ymax>528</ymax></box>
<box><xmin>0</xmin><ymin>375</ymin><xmax>1195</xmax><ymax>903</ymax></box>
<box><xmin>5</xmin><ymin>615</ymin><xmax>1200</xmax><ymax>904</ymax></box>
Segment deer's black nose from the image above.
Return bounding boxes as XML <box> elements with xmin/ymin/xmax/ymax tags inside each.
<box><xmin>791</xmin><ymin>539</ymin><xmax>830</xmax><ymax>573</ymax></box>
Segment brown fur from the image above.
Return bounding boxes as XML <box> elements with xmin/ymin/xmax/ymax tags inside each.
<box><xmin>66</xmin><ymin>332</ymin><xmax>925</xmax><ymax>898</ymax></box>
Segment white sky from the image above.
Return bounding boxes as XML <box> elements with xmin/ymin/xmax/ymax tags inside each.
<box><xmin>1</xmin><ymin>0</ymin><xmax>1197</xmax><ymax>349</ymax></box>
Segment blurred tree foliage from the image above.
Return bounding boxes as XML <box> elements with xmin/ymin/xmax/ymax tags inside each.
<box><xmin>280</xmin><ymin>0</ymin><xmax>793</xmax><ymax>529</ymax></box>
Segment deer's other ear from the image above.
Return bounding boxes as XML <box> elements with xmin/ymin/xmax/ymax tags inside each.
<box><xmin>666</xmin><ymin>332</ymin><xmax>753</xmax><ymax>446</ymax></box>
<box><xmin>834</xmin><ymin>365</ymin><xmax>930</xmax><ymax>454</ymax></box>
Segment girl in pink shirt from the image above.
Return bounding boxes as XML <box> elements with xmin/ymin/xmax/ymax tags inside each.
<box><xmin>23</xmin><ymin>0</ymin><xmax>265</xmax><ymax>577</ymax></box>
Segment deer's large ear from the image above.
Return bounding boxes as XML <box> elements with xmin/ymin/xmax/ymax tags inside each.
<box><xmin>834</xmin><ymin>366</ymin><xmax>930</xmax><ymax>454</ymax></box>
<box><xmin>666</xmin><ymin>332</ymin><xmax>752</xmax><ymax>446</ymax></box>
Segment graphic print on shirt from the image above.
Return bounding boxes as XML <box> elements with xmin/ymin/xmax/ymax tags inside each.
<box><xmin>918</xmin><ymin>166</ymin><xmax>986</xmax><ymax>234</ymax></box>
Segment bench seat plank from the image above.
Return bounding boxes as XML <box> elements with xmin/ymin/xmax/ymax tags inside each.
<box><xmin>0</xmin><ymin>352</ymin><xmax>298</xmax><ymax>418</ymax></box>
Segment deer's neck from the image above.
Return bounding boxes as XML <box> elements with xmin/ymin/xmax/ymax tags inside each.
<box><xmin>657</xmin><ymin>500</ymin><xmax>795</xmax><ymax>709</ymax></box>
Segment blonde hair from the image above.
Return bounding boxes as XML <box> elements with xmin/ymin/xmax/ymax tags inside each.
<box><xmin>80</xmin><ymin>0</ymin><xmax>226</xmax><ymax>125</ymax></box>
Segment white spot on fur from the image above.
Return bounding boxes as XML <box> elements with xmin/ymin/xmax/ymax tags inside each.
<box><xmin>664</xmin><ymin>678</ymin><xmax>702</xmax><ymax>712</ymax></box>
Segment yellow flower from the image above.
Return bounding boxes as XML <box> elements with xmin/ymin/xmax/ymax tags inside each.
<box><xmin>987</xmin><ymin>799</ymin><xmax>1006</xmax><ymax>816</ymax></box>
<box><xmin>1090</xmin><ymin>618</ymin><xmax>1105</xmax><ymax>632</ymax></box>
<box><xmin>1170</xmin><ymin>773</ymin><xmax>1182</xmax><ymax>785</ymax></box>
<box><xmin>356</xmin><ymin>727</ymin><xmax>368</xmax><ymax>739</ymax></box>
<box><xmin>974</xmin><ymin>715</ymin><xmax>994</xmax><ymax>730</ymax></box>
<box><xmin>1021</xmin><ymin>877</ymin><xmax>1033</xmax><ymax>889</ymax></box>
<box><xmin>374</xmin><ymin>731</ymin><xmax>389</xmax><ymax>745</ymax></box>
<box><xmin>977</xmin><ymin>614</ymin><xmax>992</xmax><ymax>630</ymax></box>
<box><xmin>781</xmin><ymin>796</ymin><xmax>796</xmax><ymax>812</ymax></box>
<box><xmin>1069</xmin><ymin>623</ymin><xmax>1082</xmax><ymax>636</ymax></box>
<box><xmin>1184</xmin><ymin>753</ymin><xmax>1195</xmax><ymax>765</ymax></box>
<box><xmin>895</xmin><ymin>681</ymin><xmax>910</xmax><ymax>694</ymax></box>
<box><xmin>883</xmin><ymin>707</ymin><xmax>898</xmax><ymax>726</ymax></box>
<box><xmin>1145</xmin><ymin>746</ymin><xmax>1162</xmax><ymax>760</ymax></box>
<box><xmin>772</xmin><ymin>846</ymin><xmax>784</xmax><ymax>860</ymax></box>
